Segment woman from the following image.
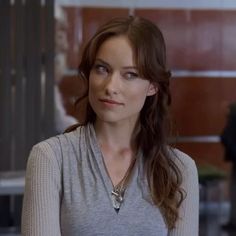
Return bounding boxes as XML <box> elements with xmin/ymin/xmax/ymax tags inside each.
<box><xmin>21</xmin><ymin>16</ymin><xmax>199</xmax><ymax>235</ymax></box>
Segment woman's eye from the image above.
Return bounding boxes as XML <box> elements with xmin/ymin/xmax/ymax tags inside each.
<box><xmin>94</xmin><ymin>64</ymin><xmax>108</xmax><ymax>74</ymax></box>
<box><xmin>124</xmin><ymin>72</ymin><xmax>139</xmax><ymax>80</ymax></box>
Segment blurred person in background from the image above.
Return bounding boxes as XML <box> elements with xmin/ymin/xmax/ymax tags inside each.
<box><xmin>21</xmin><ymin>16</ymin><xmax>199</xmax><ymax>235</ymax></box>
<box><xmin>54</xmin><ymin>6</ymin><xmax>78</xmax><ymax>133</ymax></box>
<box><xmin>221</xmin><ymin>102</ymin><xmax>236</xmax><ymax>231</ymax></box>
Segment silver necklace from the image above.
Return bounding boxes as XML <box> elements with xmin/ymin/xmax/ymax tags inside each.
<box><xmin>111</xmin><ymin>157</ymin><xmax>136</xmax><ymax>212</ymax></box>
<box><xmin>111</xmin><ymin>186</ymin><xmax>125</xmax><ymax>211</ymax></box>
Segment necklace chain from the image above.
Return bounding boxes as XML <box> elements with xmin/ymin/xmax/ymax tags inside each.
<box><xmin>111</xmin><ymin>157</ymin><xmax>136</xmax><ymax>211</ymax></box>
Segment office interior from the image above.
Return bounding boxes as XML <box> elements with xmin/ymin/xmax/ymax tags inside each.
<box><xmin>1</xmin><ymin>0</ymin><xmax>236</xmax><ymax>235</ymax></box>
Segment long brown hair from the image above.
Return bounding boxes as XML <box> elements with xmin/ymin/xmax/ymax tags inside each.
<box><xmin>67</xmin><ymin>16</ymin><xmax>185</xmax><ymax>229</ymax></box>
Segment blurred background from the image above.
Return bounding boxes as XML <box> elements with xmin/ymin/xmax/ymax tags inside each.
<box><xmin>1</xmin><ymin>0</ymin><xmax>236</xmax><ymax>235</ymax></box>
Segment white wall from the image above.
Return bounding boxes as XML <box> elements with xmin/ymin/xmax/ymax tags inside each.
<box><xmin>56</xmin><ymin>0</ymin><xmax>236</xmax><ymax>10</ymax></box>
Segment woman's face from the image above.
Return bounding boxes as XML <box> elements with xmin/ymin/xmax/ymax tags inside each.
<box><xmin>88</xmin><ymin>35</ymin><xmax>156</xmax><ymax>125</ymax></box>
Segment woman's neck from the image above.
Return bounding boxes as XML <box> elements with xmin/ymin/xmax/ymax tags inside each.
<box><xmin>94</xmin><ymin>119</ymin><xmax>138</xmax><ymax>153</ymax></box>
<box><xmin>94</xmin><ymin>119</ymin><xmax>138</xmax><ymax>187</ymax></box>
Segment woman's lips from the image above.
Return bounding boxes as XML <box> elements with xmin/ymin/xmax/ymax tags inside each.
<box><xmin>99</xmin><ymin>98</ymin><xmax>124</xmax><ymax>106</ymax></box>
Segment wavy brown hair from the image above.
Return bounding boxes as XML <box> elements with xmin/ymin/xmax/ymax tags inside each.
<box><xmin>67</xmin><ymin>16</ymin><xmax>185</xmax><ymax>229</ymax></box>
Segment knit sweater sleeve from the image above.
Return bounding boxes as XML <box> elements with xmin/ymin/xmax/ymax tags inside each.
<box><xmin>21</xmin><ymin>141</ymin><xmax>62</xmax><ymax>236</ymax></box>
<box><xmin>169</xmin><ymin>151</ymin><xmax>199</xmax><ymax>236</ymax></box>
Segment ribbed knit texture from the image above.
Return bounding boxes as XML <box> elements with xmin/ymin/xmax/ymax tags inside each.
<box><xmin>21</xmin><ymin>124</ymin><xmax>199</xmax><ymax>236</ymax></box>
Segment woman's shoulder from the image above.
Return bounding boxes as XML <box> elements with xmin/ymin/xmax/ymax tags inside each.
<box><xmin>30</xmin><ymin>124</ymin><xmax>90</xmax><ymax>165</ymax></box>
<box><xmin>28</xmin><ymin>135</ymin><xmax>64</xmax><ymax>171</ymax></box>
<box><xmin>168</xmin><ymin>147</ymin><xmax>197</xmax><ymax>174</ymax></box>
<box><xmin>168</xmin><ymin>147</ymin><xmax>199</xmax><ymax>194</ymax></box>
<box><xmin>29</xmin><ymin>126</ymin><xmax>81</xmax><ymax>161</ymax></box>
<box><xmin>34</xmin><ymin>124</ymin><xmax>86</xmax><ymax>150</ymax></box>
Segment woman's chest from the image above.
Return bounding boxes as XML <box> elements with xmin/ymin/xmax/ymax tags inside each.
<box><xmin>59</xmin><ymin>176</ymin><xmax>167</xmax><ymax>236</ymax></box>
<box><xmin>59</xmin><ymin>146</ymin><xmax>167</xmax><ymax>235</ymax></box>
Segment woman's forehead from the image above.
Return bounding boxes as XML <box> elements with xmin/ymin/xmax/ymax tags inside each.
<box><xmin>95</xmin><ymin>35</ymin><xmax>136</xmax><ymax>67</ymax></box>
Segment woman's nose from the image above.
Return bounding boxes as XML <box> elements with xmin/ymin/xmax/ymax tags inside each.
<box><xmin>104</xmin><ymin>72</ymin><xmax>121</xmax><ymax>95</ymax></box>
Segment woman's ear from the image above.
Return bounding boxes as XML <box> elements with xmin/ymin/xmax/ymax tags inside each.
<box><xmin>147</xmin><ymin>83</ymin><xmax>158</xmax><ymax>96</ymax></box>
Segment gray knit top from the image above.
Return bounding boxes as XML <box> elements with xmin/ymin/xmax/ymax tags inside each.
<box><xmin>21</xmin><ymin>123</ymin><xmax>199</xmax><ymax>236</ymax></box>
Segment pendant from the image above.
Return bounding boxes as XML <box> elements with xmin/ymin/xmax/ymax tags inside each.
<box><xmin>111</xmin><ymin>189</ymin><xmax>124</xmax><ymax>210</ymax></box>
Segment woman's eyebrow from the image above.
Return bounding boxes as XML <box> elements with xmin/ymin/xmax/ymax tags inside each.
<box><xmin>95</xmin><ymin>58</ymin><xmax>137</xmax><ymax>70</ymax></box>
<box><xmin>94</xmin><ymin>58</ymin><xmax>110</xmax><ymax>67</ymax></box>
<box><xmin>122</xmin><ymin>66</ymin><xmax>138</xmax><ymax>70</ymax></box>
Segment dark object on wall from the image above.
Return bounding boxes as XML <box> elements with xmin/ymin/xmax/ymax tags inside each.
<box><xmin>221</xmin><ymin>102</ymin><xmax>236</xmax><ymax>230</ymax></box>
<box><xmin>221</xmin><ymin>103</ymin><xmax>236</xmax><ymax>163</ymax></box>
